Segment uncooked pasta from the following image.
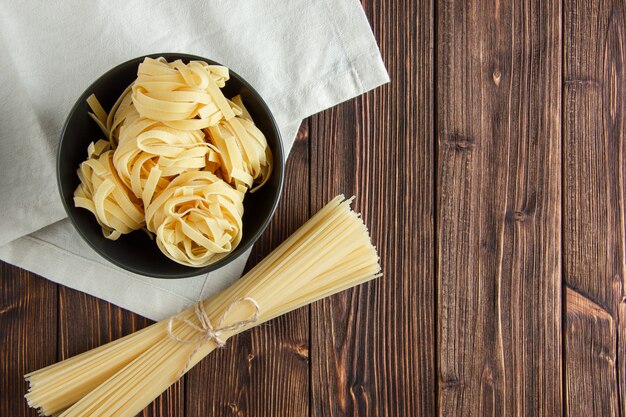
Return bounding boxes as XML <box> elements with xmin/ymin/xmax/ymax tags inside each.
<box><xmin>132</xmin><ymin>57</ymin><xmax>233</xmax><ymax>126</ymax></box>
<box><xmin>144</xmin><ymin>171</ymin><xmax>245</xmax><ymax>267</ymax></box>
<box><xmin>206</xmin><ymin>97</ymin><xmax>272</xmax><ymax>191</ymax></box>
<box><xmin>74</xmin><ymin>57</ymin><xmax>273</xmax><ymax>266</ymax></box>
<box><xmin>112</xmin><ymin>107</ymin><xmax>219</xmax><ymax>207</ymax></box>
<box><xmin>26</xmin><ymin>196</ymin><xmax>380</xmax><ymax>417</ymax></box>
<box><xmin>74</xmin><ymin>144</ymin><xmax>145</xmax><ymax>240</ymax></box>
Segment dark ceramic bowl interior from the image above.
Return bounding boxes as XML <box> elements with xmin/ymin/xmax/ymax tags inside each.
<box><xmin>58</xmin><ymin>53</ymin><xmax>284</xmax><ymax>278</ymax></box>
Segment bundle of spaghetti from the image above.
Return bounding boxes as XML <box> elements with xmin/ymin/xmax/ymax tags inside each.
<box><xmin>73</xmin><ymin>143</ymin><xmax>145</xmax><ymax>240</ymax></box>
<box><xmin>25</xmin><ymin>195</ymin><xmax>381</xmax><ymax>416</ymax></box>
<box><xmin>144</xmin><ymin>171</ymin><xmax>245</xmax><ymax>267</ymax></box>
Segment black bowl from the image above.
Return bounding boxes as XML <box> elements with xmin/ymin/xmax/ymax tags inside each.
<box><xmin>57</xmin><ymin>53</ymin><xmax>284</xmax><ymax>278</ymax></box>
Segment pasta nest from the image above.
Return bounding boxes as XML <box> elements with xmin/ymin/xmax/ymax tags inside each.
<box><xmin>75</xmin><ymin>57</ymin><xmax>274</xmax><ymax>267</ymax></box>
<box><xmin>132</xmin><ymin>57</ymin><xmax>234</xmax><ymax>130</ymax></box>
<box><xmin>113</xmin><ymin>108</ymin><xmax>221</xmax><ymax>207</ymax></box>
<box><xmin>74</xmin><ymin>142</ymin><xmax>145</xmax><ymax>240</ymax></box>
<box><xmin>145</xmin><ymin>171</ymin><xmax>245</xmax><ymax>267</ymax></box>
<box><xmin>206</xmin><ymin>97</ymin><xmax>272</xmax><ymax>191</ymax></box>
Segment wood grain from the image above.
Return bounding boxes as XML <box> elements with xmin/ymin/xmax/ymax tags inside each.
<box><xmin>436</xmin><ymin>0</ymin><xmax>562</xmax><ymax>415</ymax></box>
<box><xmin>58</xmin><ymin>286</ymin><xmax>184</xmax><ymax>416</ymax></box>
<box><xmin>0</xmin><ymin>264</ymin><xmax>57</xmax><ymax>417</ymax></box>
<box><xmin>310</xmin><ymin>0</ymin><xmax>435</xmax><ymax>415</ymax></box>
<box><xmin>563</xmin><ymin>1</ymin><xmax>626</xmax><ymax>415</ymax></box>
<box><xmin>4</xmin><ymin>1</ymin><xmax>626</xmax><ymax>415</ymax></box>
<box><xmin>186</xmin><ymin>122</ymin><xmax>310</xmax><ymax>417</ymax></box>
<box><xmin>565</xmin><ymin>288</ymin><xmax>620</xmax><ymax>416</ymax></box>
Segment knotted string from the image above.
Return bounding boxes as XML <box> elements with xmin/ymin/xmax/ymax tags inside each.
<box><xmin>167</xmin><ymin>297</ymin><xmax>260</xmax><ymax>377</ymax></box>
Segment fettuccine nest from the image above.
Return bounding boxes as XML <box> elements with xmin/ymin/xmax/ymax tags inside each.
<box><xmin>74</xmin><ymin>57</ymin><xmax>272</xmax><ymax>267</ymax></box>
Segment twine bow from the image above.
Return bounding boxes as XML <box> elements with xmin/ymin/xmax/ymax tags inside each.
<box><xmin>167</xmin><ymin>297</ymin><xmax>260</xmax><ymax>376</ymax></box>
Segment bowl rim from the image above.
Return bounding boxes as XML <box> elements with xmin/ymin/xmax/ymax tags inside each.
<box><xmin>57</xmin><ymin>52</ymin><xmax>284</xmax><ymax>279</ymax></box>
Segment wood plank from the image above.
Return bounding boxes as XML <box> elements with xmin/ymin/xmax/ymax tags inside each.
<box><xmin>436</xmin><ymin>0</ymin><xmax>562</xmax><ymax>415</ymax></box>
<box><xmin>563</xmin><ymin>1</ymin><xmax>626</xmax><ymax>415</ymax></box>
<box><xmin>565</xmin><ymin>288</ymin><xmax>620</xmax><ymax>416</ymax></box>
<box><xmin>186</xmin><ymin>122</ymin><xmax>310</xmax><ymax>417</ymax></box>
<box><xmin>0</xmin><ymin>263</ymin><xmax>57</xmax><ymax>417</ymax></box>
<box><xmin>58</xmin><ymin>287</ymin><xmax>183</xmax><ymax>416</ymax></box>
<box><xmin>310</xmin><ymin>0</ymin><xmax>435</xmax><ymax>414</ymax></box>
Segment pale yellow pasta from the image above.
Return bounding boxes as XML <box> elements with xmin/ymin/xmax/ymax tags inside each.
<box><xmin>87</xmin><ymin>85</ymin><xmax>134</xmax><ymax>148</ymax></box>
<box><xmin>75</xmin><ymin>57</ymin><xmax>273</xmax><ymax>265</ymax></box>
<box><xmin>132</xmin><ymin>57</ymin><xmax>234</xmax><ymax>129</ymax></box>
<box><xmin>25</xmin><ymin>196</ymin><xmax>381</xmax><ymax>417</ymax></box>
<box><xmin>230</xmin><ymin>95</ymin><xmax>251</xmax><ymax>120</ymax></box>
<box><xmin>206</xmin><ymin>96</ymin><xmax>272</xmax><ymax>191</ymax></box>
<box><xmin>74</xmin><ymin>146</ymin><xmax>145</xmax><ymax>240</ymax></box>
<box><xmin>145</xmin><ymin>171</ymin><xmax>245</xmax><ymax>267</ymax></box>
<box><xmin>112</xmin><ymin>107</ymin><xmax>221</xmax><ymax>207</ymax></box>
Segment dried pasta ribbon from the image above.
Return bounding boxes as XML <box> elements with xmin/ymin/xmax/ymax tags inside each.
<box><xmin>87</xmin><ymin>85</ymin><xmax>134</xmax><ymax>148</ymax></box>
<box><xmin>206</xmin><ymin>96</ymin><xmax>272</xmax><ymax>192</ymax></box>
<box><xmin>74</xmin><ymin>147</ymin><xmax>145</xmax><ymax>240</ymax></box>
<box><xmin>132</xmin><ymin>57</ymin><xmax>234</xmax><ymax>128</ymax></box>
<box><xmin>113</xmin><ymin>108</ymin><xmax>221</xmax><ymax>206</ymax></box>
<box><xmin>145</xmin><ymin>171</ymin><xmax>245</xmax><ymax>267</ymax></box>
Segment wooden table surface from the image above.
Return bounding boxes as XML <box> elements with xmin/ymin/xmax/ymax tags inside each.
<box><xmin>2</xmin><ymin>1</ymin><xmax>625</xmax><ymax>416</ymax></box>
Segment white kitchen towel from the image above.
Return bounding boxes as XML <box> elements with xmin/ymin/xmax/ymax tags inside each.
<box><xmin>0</xmin><ymin>0</ymin><xmax>388</xmax><ymax>321</ymax></box>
